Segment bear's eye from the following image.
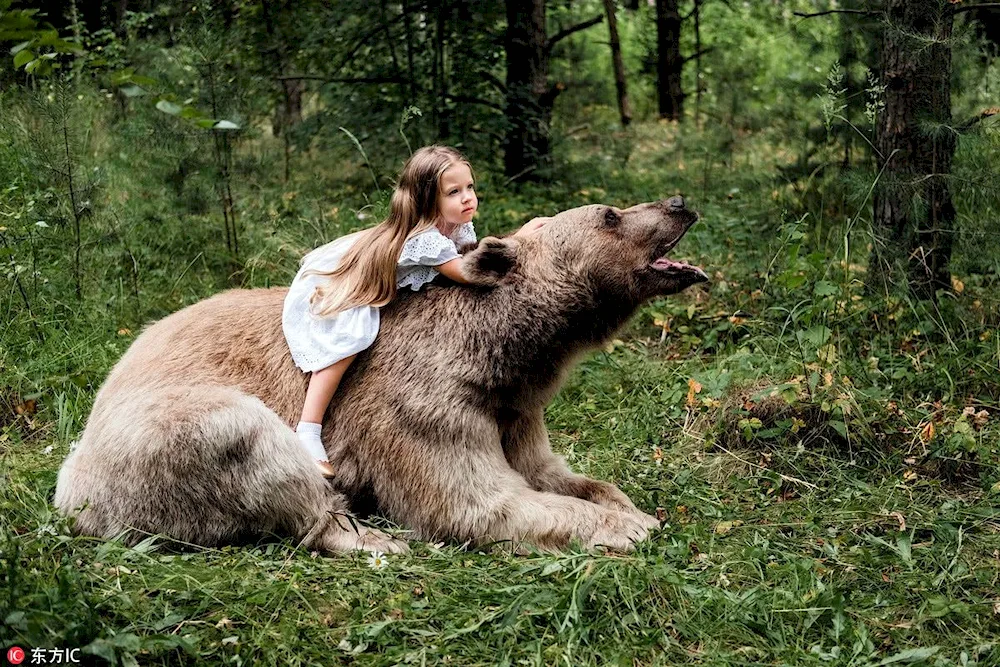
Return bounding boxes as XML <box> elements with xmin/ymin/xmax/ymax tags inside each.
<box><xmin>603</xmin><ymin>208</ymin><xmax>620</xmax><ymax>228</ymax></box>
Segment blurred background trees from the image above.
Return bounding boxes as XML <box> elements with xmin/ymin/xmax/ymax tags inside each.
<box><xmin>1</xmin><ymin>0</ymin><xmax>998</xmax><ymax>322</ymax></box>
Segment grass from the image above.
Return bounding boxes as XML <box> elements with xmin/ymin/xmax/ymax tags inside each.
<box><xmin>3</xmin><ymin>92</ymin><xmax>1000</xmax><ymax>665</ymax></box>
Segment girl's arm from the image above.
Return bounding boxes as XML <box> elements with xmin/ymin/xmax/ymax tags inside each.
<box><xmin>435</xmin><ymin>257</ymin><xmax>475</xmax><ymax>284</ymax></box>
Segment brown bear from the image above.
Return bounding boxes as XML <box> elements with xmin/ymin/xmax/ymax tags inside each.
<box><xmin>54</xmin><ymin>198</ymin><xmax>705</xmax><ymax>554</ymax></box>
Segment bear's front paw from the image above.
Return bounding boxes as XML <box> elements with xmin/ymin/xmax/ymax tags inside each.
<box><xmin>321</xmin><ymin>522</ymin><xmax>410</xmax><ymax>555</ymax></box>
<box><xmin>585</xmin><ymin>509</ymin><xmax>656</xmax><ymax>552</ymax></box>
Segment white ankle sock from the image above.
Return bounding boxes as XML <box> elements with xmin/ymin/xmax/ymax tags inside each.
<box><xmin>295</xmin><ymin>421</ymin><xmax>328</xmax><ymax>461</ymax></box>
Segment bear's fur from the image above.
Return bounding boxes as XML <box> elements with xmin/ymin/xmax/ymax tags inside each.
<box><xmin>54</xmin><ymin>199</ymin><xmax>705</xmax><ymax>553</ymax></box>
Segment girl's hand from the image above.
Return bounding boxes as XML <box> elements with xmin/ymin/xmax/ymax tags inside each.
<box><xmin>514</xmin><ymin>217</ymin><xmax>548</xmax><ymax>238</ymax></box>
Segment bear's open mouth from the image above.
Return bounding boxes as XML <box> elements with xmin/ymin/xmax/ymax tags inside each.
<box><xmin>650</xmin><ymin>257</ymin><xmax>708</xmax><ymax>280</ymax></box>
<box><xmin>649</xmin><ymin>236</ymin><xmax>707</xmax><ymax>280</ymax></box>
<box><xmin>646</xmin><ymin>206</ymin><xmax>706</xmax><ymax>281</ymax></box>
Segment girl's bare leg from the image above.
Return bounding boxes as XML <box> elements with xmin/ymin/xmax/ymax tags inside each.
<box><xmin>298</xmin><ymin>355</ymin><xmax>356</xmax><ymax>477</ymax></box>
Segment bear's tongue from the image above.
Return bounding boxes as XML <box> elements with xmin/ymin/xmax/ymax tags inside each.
<box><xmin>651</xmin><ymin>257</ymin><xmax>708</xmax><ymax>279</ymax></box>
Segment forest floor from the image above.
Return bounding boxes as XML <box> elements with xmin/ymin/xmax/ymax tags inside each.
<box><xmin>3</xmin><ymin>118</ymin><xmax>1000</xmax><ymax>666</ymax></box>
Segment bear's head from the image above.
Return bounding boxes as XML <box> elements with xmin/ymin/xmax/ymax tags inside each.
<box><xmin>464</xmin><ymin>197</ymin><xmax>706</xmax><ymax>306</ymax></box>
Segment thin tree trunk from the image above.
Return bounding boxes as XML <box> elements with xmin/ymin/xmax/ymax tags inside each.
<box><xmin>602</xmin><ymin>0</ymin><xmax>631</xmax><ymax>127</ymax></box>
<box><xmin>869</xmin><ymin>0</ymin><xmax>955</xmax><ymax>299</ymax></box>
<box><xmin>504</xmin><ymin>2</ymin><xmax>600</xmax><ymax>180</ymax></box>
<box><xmin>693</xmin><ymin>0</ymin><xmax>702</xmax><ymax>127</ymax></box>
<box><xmin>503</xmin><ymin>0</ymin><xmax>551</xmax><ymax>180</ymax></box>
<box><xmin>401</xmin><ymin>0</ymin><xmax>418</xmax><ymax>102</ymax></box>
<box><xmin>837</xmin><ymin>0</ymin><xmax>866</xmax><ymax>171</ymax></box>
<box><xmin>379</xmin><ymin>0</ymin><xmax>402</xmax><ymax>76</ymax></box>
<box><xmin>435</xmin><ymin>2</ymin><xmax>450</xmax><ymax>138</ymax></box>
<box><xmin>656</xmin><ymin>0</ymin><xmax>684</xmax><ymax>121</ymax></box>
<box><xmin>262</xmin><ymin>0</ymin><xmax>302</xmax><ymax>149</ymax></box>
<box><xmin>207</xmin><ymin>63</ymin><xmax>238</xmax><ymax>260</ymax></box>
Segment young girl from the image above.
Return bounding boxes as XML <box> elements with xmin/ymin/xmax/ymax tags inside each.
<box><xmin>283</xmin><ymin>145</ymin><xmax>541</xmax><ymax>478</ymax></box>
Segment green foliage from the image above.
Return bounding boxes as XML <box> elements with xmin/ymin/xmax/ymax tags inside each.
<box><xmin>0</xmin><ymin>0</ymin><xmax>81</xmax><ymax>76</ymax></box>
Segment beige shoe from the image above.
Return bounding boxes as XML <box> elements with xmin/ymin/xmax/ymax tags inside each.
<box><xmin>315</xmin><ymin>460</ymin><xmax>336</xmax><ymax>479</ymax></box>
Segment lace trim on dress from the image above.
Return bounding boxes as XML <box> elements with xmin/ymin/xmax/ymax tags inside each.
<box><xmin>398</xmin><ymin>228</ymin><xmax>460</xmax><ymax>268</ymax></box>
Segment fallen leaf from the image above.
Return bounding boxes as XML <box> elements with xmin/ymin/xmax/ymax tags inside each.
<box><xmin>714</xmin><ymin>520</ymin><xmax>743</xmax><ymax>535</ymax></box>
<box><xmin>919</xmin><ymin>421</ymin><xmax>935</xmax><ymax>444</ymax></box>
<box><xmin>685</xmin><ymin>379</ymin><xmax>703</xmax><ymax>408</ymax></box>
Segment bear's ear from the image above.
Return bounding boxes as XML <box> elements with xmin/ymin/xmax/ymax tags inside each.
<box><xmin>603</xmin><ymin>207</ymin><xmax>621</xmax><ymax>228</ymax></box>
<box><xmin>462</xmin><ymin>236</ymin><xmax>520</xmax><ymax>285</ymax></box>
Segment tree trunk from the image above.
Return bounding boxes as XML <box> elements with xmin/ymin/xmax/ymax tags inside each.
<box><xmin>114</xmin><ymin>0</ymin><xmax>128</xmax><ymax>39</ymax></box>
<box><xmin>434</xmin><ymin>1</ymin><xmax>451</xmax><ymax>139</ymax></box>
<box><xmin>277</xmin><ymin>78</ymin><xmax>303</xmax><ymax>134</ymax></box>
<box><xmin>838</xmin><ymin>7</ymin><xmax>859</xmax><ymax>170</ymax></box>
<box><xmin>868</xmin><ymin>0</ymin><xmax>956</xmax><ymax>300</ymax></box>
<box><xmin>603</xmin><ymin>0</ymin><xmax>631</xmax><ymax>127</ymax></box>
<box><xmin>504</xmin><ymin>0</ymin><xmax>552</xmax><ymax>180</ymax></box>
<box><xmin>656</xmin><ymin>0</ymin><xmax>684</xmax><ymax>121</ymax></box>
<box><xmin>261</xmin><ymin>0</ymin><xmax>303</xmax><ymax>140</ymax></box>
<box><xmin>693</xmin><ymin>0</ymin><xmax>702</xmax><ymax>127</ymax></box>
<box><xmin>401</xmin><ymin>0</ymin><xmax>419</xmax><ymax>102</ymax></box>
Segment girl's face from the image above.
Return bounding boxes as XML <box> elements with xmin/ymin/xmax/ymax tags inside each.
<box><xmin>436</xmin><ymin>162</ymin><xmax>477</xmax><ymax>230</ymax></box>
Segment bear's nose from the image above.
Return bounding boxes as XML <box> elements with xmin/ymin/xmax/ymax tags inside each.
<box><xmin>667</xmin><ymin>196</ymin><xmax>685</xmax><ymax>211</ymax></box>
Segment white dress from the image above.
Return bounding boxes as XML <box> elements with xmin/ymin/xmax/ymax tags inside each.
<box><xmin>282</xmin><ymin>223</ymin><xmax>477</xmax><ymax>372</ymax></box>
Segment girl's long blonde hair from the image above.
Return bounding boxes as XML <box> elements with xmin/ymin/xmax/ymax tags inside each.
<box><xmin>306</xmin><ymin>145</ymin><xmax>472</xmax><ymax>318</ymax></box>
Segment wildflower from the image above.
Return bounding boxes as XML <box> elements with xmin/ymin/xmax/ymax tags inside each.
<box><xmin>367</xmin><ymin>551</ymin><xmax>387</xmax><ymax>570</ymax></box>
